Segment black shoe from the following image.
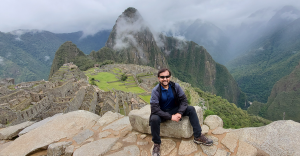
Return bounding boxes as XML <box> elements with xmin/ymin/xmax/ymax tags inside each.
<box><xmin>152</xmin><ymin>143</ymin><xmax>160</xmax><ymax>156</ymax></box>
<box><xmin>194</xmin><ymin>134</ymin><xmax>213</xmax><ymax>146</ymax></box>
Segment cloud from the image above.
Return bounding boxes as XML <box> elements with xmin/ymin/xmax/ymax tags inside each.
<box><xmin>44</xmin><ymin>56</ymin><xmax>50</xmax><ymax>61</ymax></box>
<box><xmin>112</xmin><ymin>9</ymin><xmax>149</xmax><ymax>61</ymax></box>
<box><xmin>9</xmin><ymin>29</ymin><xmax>43</xmax><ymax>41</ymax></box>
<box><xmin>0</xmin><ymin>56</ymin><xmax>5</xmax><ymax>65</ymax></box>
<box><xmin>280</xmin><ymin>11</ymin><xmax>300</xmax><ymax>20</ymax></box>
<box><xmin>0</xmin><ymin>0</ymin><xmax>299</xmax><ymax>36</ymax></box>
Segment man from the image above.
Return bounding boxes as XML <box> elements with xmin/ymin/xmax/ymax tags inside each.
<box><xmin>150</xmin><ymin>68</ymin><xmax>213</xmax><ymax>156</ymax></box>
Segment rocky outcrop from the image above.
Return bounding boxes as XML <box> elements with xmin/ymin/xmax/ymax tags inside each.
<box><xmin>227</xmin><ymin>120</ymin><xmax>300</xmax><ymax>156</ymax></box>
<box><xmin>19</xmin><ymin>113</ymin><xmax>63</xmax><ymax>136</ymax></box>
<box><xmin>0</xmin><ymin>110</ymin><xmax>100</xmax><ymax>156</ymax></box>
<box><xmin>1</xmin><ymin>110</ymin><xmax>299</xmax><ymax>156</ymax></box>
<box><xmin>128</xmin><ymin>105</ymin><xmax>203</xmax><ymax>138</ymax></box>
<box><xmin>0</xmin><ymin>121</ymin><xmax>35</xmax><ymax>140</ymax></box>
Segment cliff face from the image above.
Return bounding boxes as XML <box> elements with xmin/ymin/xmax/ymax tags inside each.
<box><xmin>265</xmin><ymin>61</ymin><xmax>300</xmax><ymax>121</ymax></box>
<box><xmin>160</xmin><ymin>36</ymin><xmax>247</xmax><ymax>108</ymax></box>
<box><xmin>105</xmin><ymin>7</ymin><xmax>167</xmax><ymax>69</ymax></box>
<box><xmin>48</xmin><ymin>41</ymin><xmax>86</xmax><ymax>79</ymax></box>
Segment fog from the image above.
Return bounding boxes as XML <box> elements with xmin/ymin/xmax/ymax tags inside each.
<box><xmin>1</xmin><ymin>0</ymin><xmax>299</xmax><ymax>34</ymax></box>
<box><xmin>1</xmin><ymin>0</ymin><xmax>300</xmax><ymax>63</ymax></box>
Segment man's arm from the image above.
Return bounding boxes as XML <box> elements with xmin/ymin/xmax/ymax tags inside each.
<box><xmin>150</xmin><ymin>87</ymin><xmax>172</xmax><ymax>120</ymax></box>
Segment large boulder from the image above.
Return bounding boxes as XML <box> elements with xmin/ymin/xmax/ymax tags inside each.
<box><xmin>19</xmin><ymin>113</ymin><xmax>63</xmax><ymax>136</ymax></box>
<box><xmin>0</xmin><ymin>110</ymin><xmax>100</xmax><ymax>156</ymax></box>
<box><xmin>225</xmin><ymin>120</ymin><xmax>300</xmax><ymax>156</ymax></box>
<box><xmin>128</xmin><ymin>105</ymin><xmax>203</xmax><ymax>138</ymax></box>
<box><xmin>0</xmin><ymin>121</ymin><xmax>35</xmax><ymax>140</ymax></box>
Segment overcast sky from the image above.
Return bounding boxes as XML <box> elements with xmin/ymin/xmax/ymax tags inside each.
<box><xmin>1</xmin><ymin>0</ymin><xmax>300</xmax><ymax>36</ymax></box>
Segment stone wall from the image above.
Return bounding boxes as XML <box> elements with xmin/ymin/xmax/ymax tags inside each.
<box><xmin>0</xmin><ymin>90</ymin><xmax>27</xmax><ymax>104</ymax></box>
<box><xmin>12</xmin><ymin>96</ymin><xmax>51</xmax><ymax>125</ymax></box>
<box><xmin>0</xmin><ymin>64</ymin><xmax>101</xmax><ymax>127</ymax></box>
<box><xmin>47</xmin><ymin>80</ymin><xmax>74</xmax><ymax>98</ymax></box>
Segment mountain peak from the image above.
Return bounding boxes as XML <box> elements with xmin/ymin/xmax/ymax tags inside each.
<box><xmin>123</xmin><ymin>7</ymin><xmax>138</xmax><ymax>17</ymax></box>
<box><xmin>104</xmin><ymin>7</ymin><xmax>167</xmax><ymax>69</ymax></box>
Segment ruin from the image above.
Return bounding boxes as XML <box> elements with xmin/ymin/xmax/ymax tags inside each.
<box><xmin>0</xmin><ymin>63</ymin><xmax>204</xmax><ymax>127</ymax></box>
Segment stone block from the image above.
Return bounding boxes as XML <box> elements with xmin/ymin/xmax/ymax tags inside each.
<box><xmin>236</xmin><ymin>140</ymin><xmax>257</xmax><ymax>156</ymax></box>
<box><xmin>98</xmin><ymin>131</ymin><xmax>111</xmax><ymax>139</ymax></box>
<box><xmin>65</xmin><ymin>145</ymin><xmax>74</xmax><ymax>156</ymax></box>
<box><xmin>73</xmin><ymin>129</ymin><xmax>94</xmax><ymax>144</ymax></box>
<box><xmin>103</xmin><ymin>117</ymin><xmax>131</xmax><ymax>131</ymax></box>
<box><xmin>129</xmin><ymin>105</ymin><xmax>203</xmax><ymax>138</ymax></box>
<box><xmin>107</xmin><ymin>145</ymin><xmax>140</xmax><ymax>156</ymax></box>
<box><xmin>73</xmin><ymin>138</ymin><xmax>118</xmax><ymax>156</ymax></box>
<box><xmin>214</xmin><ymin>149</ymin><xmax>229</xmax><ymax>156</ymax></box>
<box><xmin>221</xmin><ymin>132</ymin><xmax>238</xmax><ymax>152</ymax></box>
<box><xmin>150</xmin><ymin>139</ymin><xmax>176</xmax><ymax>156</ymax></box>
<box><xmin>178</xmin><ymin>140</ymin><xmax>197</xmax><ymax>155</ymax></box>
<box><xmin>111</xmin><ymin>142</ymin><xmax>123</xmax><ymax>151</ymax></box>
<box><xmin>200</xmin><ymin>144</ymin><xmax>217</xmax><ymax>156</ymax></box>
<box><xmin>204</xmin><ymin>115</ymin><xmax>223</xmax><ymax>130</ymax></box>
<box><xmin>122</xmin><ymin>133</ymin><xmax>137</xmax><ymax>143</ymax></box>
<box><xmin>47</xmin><ymin>141</ymin><xmax>72</xmax><ymax>156</ymax></box>
<box><xmin>201</xmin><ymin>125</ymin><xmax>209</xmax><ymax>134</ymax></box>
<box><xmin>212</xmin><ymin>127</ymin><xmax>231</xmax><ymax>135</ymax></box>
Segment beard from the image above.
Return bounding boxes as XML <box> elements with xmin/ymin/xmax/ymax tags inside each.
<box><xmin>160</xmin><ymin>80</ymin><xmax>169</xmax><ymax>87</ymax></box>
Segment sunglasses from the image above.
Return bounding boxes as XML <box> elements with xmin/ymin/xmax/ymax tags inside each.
<box><xmin>159</xmin><ymin>75</ymin><xmax>170</xmax><ymax>79</ymax></box>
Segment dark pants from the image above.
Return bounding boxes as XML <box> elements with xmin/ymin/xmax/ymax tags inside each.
<box><xmin>150</xmin><ymin>106</ymin><xmax>202</xmax><ymax>144</ymax></box>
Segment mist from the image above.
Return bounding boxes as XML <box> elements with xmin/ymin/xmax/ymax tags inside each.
<box><xmin>1</xmin><ymin>0</ymin><xmax>300</xmax><ymax>63</ymax></box>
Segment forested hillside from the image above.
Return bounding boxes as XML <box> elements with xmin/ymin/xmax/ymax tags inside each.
<box><xmin>247</xmin><ymin>61</ymin><xmax>300</xmax><ymax>122</ymax></box>
<box><xmin>0</xmin><ymin>30</ymin><xmax>110</xmax><ymax>83</ymax></box>
<box><xmin>227</xmin><ymin>17</ymin><xmax>300</xmax><ymax>103</ymax></box>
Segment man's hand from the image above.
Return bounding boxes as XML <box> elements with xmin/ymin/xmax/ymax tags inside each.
<box><xmin>171</xmin><ymin>113</ymin><xmax>182</xmax><ymax>122</ymax></box>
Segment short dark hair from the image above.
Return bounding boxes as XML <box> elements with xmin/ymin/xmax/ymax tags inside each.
<box><xmin>157</xmin><ymin>68</ymin><xmax>171</xmax><ymax>77</ymax></box>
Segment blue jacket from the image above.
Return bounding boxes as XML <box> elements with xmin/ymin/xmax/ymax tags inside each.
<box><xmin>150</xmin><ymin>81</ymin><xmax>188</xmax><ymax>120</ymax></box>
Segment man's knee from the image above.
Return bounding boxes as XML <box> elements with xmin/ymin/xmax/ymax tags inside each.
<box><xmin>186</xmin><ymin>106</ymin><xmax>196</xmax><ymax>113</ymax></box>
<box><xmin>150</xmin><ymin>114</ymin><xmax>161</xmax><ymax>124</ymax></box>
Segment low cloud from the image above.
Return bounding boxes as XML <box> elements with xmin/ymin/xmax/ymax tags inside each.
<box><xmin>280</xmin><ymin>11</ymin><xmax>300</xmax><ymax>20</ymax></box>
<box><xmin>0</xmin><ymin>0</ymin><xmax>299</xmax><ymax>36</ymax></box>
<box><xmin>9</xmin><ymin>29</ymin><xmax>43</xmax><ymax>41</ymax></box>
<box><xmin>44</xmin><ymin>56</ymin><xmax>50</xmax><ymax>61</ymax></box>
<box><xmin>113</xmin><ymin>10</ymin><xmax>148</xmax><ymax>60</ymax></box>
<box><xmin>0</xmin><ymin>56</ymin><xmax>5</xmax><ymax>65</ymax></box>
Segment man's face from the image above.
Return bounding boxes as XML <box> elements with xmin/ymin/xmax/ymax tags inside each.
<box><xmin>158</xmin><ymin>70</ymin><xmax>171</xmax><ymax>87</ymax></box>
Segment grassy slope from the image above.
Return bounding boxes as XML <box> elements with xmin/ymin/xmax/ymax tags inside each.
<box><xmin>196</xmin><ymin>88</ymin><xmax>271</xmax><ymax>128</ymax></box>
<box><xmin>85</xmin><ymin>68</ymin><xmax>150</xmax><ymax>104</ymax></box>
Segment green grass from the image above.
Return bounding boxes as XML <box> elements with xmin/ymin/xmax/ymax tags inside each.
<box><xmin>86</xmin><ymin>71</ymin><xmax>145</xmax><ymax>93</ymax></box>
<box><xmin>139</xmin><ymin>95</ymin><xmax>151</xmax><ymax>104</ymax></box>
<box><xmin>7</xmin><ymin>85</ymin><xmax>16</xmax><ymax>90</ymax></box>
